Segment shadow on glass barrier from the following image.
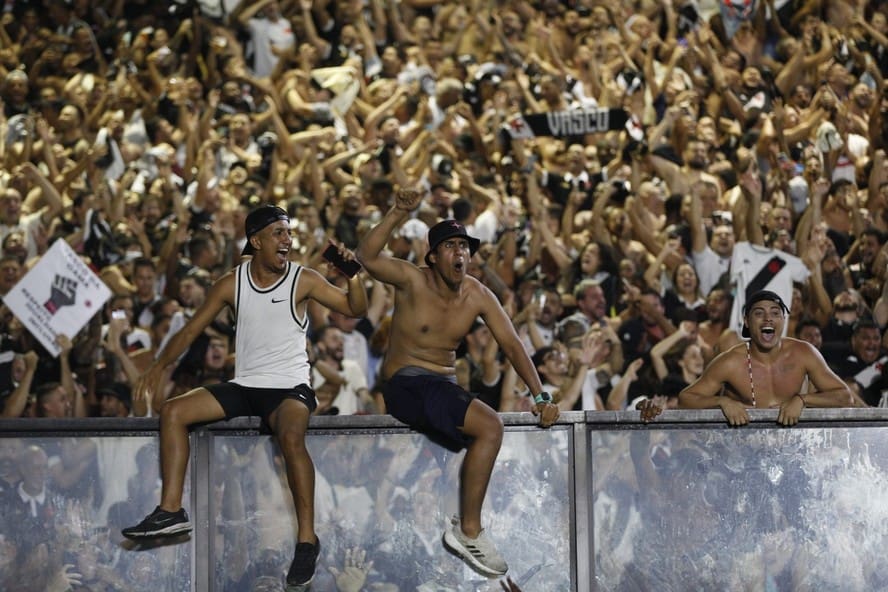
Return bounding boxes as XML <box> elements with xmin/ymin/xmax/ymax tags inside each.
<box><xmin>212</xmin><ymin>429</ymin><xmax>572</xmax><ymax>592</ymax></box>
<box><xmin>590</xmin><ymin>426</ymin><xmax>888</xmax><ymax>591</ymax></box>
<box><xmin>0</xmin><ymin>436</ymin><xmax>192</xmax><ymax>592</ymax></box>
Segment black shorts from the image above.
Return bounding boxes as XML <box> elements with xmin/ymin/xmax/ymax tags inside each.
<box><xmin>382</xmin><ymin>366</ymin><xmax>474</xmax><ymax>452</ymax></box>
<box><xmin>205</xmin><ymin>382</ymin><xmax>317</xmax><ymax>429</ymax></box>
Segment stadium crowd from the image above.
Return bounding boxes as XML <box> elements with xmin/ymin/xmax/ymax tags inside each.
<box><xmin>0</xmin><ymin>0</ymin><xmax>887</xmax><ymax>589</ymax></box>
<box><xmin>0</xmin><ymin>0</ymin><xmax>885</xmax><ymax>421</ymax></box>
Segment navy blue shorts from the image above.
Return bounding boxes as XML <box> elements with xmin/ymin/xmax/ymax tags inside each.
<box><xmin>205</xmin><ymin>382</ymin><xmax>317</xmax><ymax>429</ymax></box>
<box><xmin>382</xmin><ymin>366</ymin><xmax>474</xmax><ymax>452</ymax></box>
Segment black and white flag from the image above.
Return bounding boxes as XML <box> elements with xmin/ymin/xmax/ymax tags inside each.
<box><xmin>504</xmin><ymin>108</ymin><xmax>638</xmax><ymax>139</ymax></box>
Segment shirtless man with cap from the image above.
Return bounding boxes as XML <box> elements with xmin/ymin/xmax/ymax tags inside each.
<box><xmin>122</xmin><ymin>204</ymin><xmax>367</xmax><ymax>590</ymax></box>
<box><xmin>356</xmin><ymin>188</ymin><xmax>560</xmax><ymax>578</ymax></box>
<box><xmin>640</xmin><ymin>290</ymin><xmax>854</xmax><ymax>426</ymax></box>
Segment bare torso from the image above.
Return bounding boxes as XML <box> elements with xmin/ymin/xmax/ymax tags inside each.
<box><xmin>722</xmin><ymin>340</ymin><xmax>812</xmax><ymax>408</ymax></box>
<box><xmin>381</xmin><ymin>268</ymin><xmax>485</xmax><ymax>380</ymax></box>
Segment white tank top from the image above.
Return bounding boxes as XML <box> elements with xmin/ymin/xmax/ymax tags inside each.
<box><xmin>232</xmin><ymin>261</ymin><xmax>311</xmax><ymax>388</ymax></box>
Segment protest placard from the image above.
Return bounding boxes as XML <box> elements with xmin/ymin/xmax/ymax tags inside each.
<box><xmin>3</xmin><ymin>240</ymin><xmax>111</xmax><ymax>357</ymax></box>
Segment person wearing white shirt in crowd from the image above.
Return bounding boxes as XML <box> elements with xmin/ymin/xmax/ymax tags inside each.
<box><xmin>514</xmin><ymin>286</ymin><xmax>563</xmax><ymax>354</ymax></box>
<box><xmin>102</xmin><ymin>294</ymin><xmax>152</xmax><ymax>354</ymax></box>
<box><xmin>0</xmin><ymin>163</ymin><xmax>64</xmax><ymax>261</ymax></box>
<box><xmin>14</xmin><ymin>445</ymin><xmax>56</xmax><ymax>521</ymax></box>
<box><xmin>455</xmin><ymin>168</ymin><xmax>503</xmax><ymax>245</ymax></box>
<box><xmin>328</xmin><ymin>309</ymin><xmax>371</xmax><ymax>388</ymax></box>
<box><xmin>312</xmin><ymin>325</ymin><xmax>371</xmax><ymax>415</ymax></box>
<box><xmin>233</xmin><ymin>0</ymin><xmax>296</xmax><ymax>78</ymax></box>
<box><xmin>389</xmin><ymin>218</ymin><xmax>429</xmax><ymax>263</ymax></box>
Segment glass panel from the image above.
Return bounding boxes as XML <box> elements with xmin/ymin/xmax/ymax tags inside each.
<box><xmin>590</xmin><ymin>427</ymin><xmax>888</xmax><ymax>590</ymax></box>
<box><xmin>213</xmin><ymin>429</ymin><xmax>572</xmax><ymax>591</ymax></box>
<box><xmin>0</xmin><ymin>436</ymin><xmax>192</xmax><ymax>592</ymax></box>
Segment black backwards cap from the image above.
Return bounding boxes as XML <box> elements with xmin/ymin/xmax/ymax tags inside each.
<box><xmin>741</xmin><ymin>290</ymin><xmax>789</xmax><ymax>338</ymax></box>
<box><xmin>97</xmin><ymin>382</ymin><xmax>132</xmax><ymax>411</ymax></box>
<box><xmin>424</xmin><ymin>220</ymin><xmax>480</xmax><ymax>266</ymax></box>
<box><xmin>242</xmin><ymin>205</ymin><xmax>289</xmax><ymax>256</ymax></box>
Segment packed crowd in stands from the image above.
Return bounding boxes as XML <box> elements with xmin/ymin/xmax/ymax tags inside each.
<box><xmin>0</xmin><ymin>0</ymin><xmax>885</xmax><ymax>422</ymax></box>
<box><xmin>0</xmin><ymin>0</ymin><xmax>887</xmax><ymax>589</ymax></box>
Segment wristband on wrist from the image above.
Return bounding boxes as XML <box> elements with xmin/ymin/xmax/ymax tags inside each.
<box><xmin>793</xmin><ymin>393</ymin><xmax>806</xmax><ymax>407</ymax></box>
<box><xmin>533</xmin><ymin>391</ymin><xmax>553</xmax><ymax>405</ymax></box>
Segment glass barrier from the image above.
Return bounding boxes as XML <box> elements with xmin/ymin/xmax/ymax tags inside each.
<box><xmin>5</xmin><ymin>410</ymin><xmax>888</xmax><ymax>591</ymax></box>
<box><xmin>589</xmin><ymin>423</ymin><xmax>888</xmax><ymax>591</ymax></box>
<box><xmin>0</xmin><ymin>435</ymin><xmax>192</xmax><ymax>592</ymax></box>
<box><xmin>0</xmin><ymin>419</ymin><xmax>572</xmax><ymax>592</ymax></box>
<box><xmin>211</xmin><ymin>428</ymin><xmax>573</xmax><ymax>592</ymax></box>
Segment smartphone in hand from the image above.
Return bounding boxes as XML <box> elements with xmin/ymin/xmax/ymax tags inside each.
<box><xmin>322</xmin><ymin>244</ymin><xmax>361</xmax><ymax>278</ymax></box>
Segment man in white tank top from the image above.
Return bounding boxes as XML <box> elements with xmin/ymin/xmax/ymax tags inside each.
<box><xmin>122</xmin><ymin>205</ymin><xmax>368</xmax><ymax>589</ymax></box>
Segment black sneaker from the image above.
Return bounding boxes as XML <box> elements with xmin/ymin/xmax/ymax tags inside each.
<box><xmin>286</xmin><ymin>537</ymin><xmax>320</xmax><ymax>588</ymax></box>
<box><xmin>121</xmin><ymin>506</ymin><xmax>192</xmax><ymax>539</ymax></box>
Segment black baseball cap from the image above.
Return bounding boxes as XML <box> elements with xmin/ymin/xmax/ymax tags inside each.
<box><xmin>741</xmin><ymin>290</ymin><xmax>789</xmax><ymax>338</ymax></box>
<box><xmin>424</xmin><ymin>220</ymin><xmax>480</xmax><ymax>266</ymax></box>
<box><xmin>98</xmin><ymin>382</ymin><xmax>132</xmax><ymax>412</ymax></box>
<box><xmin>242</xmin><ymin>205</ymin><xmax>289</xmax><ymax>255</ymax></box>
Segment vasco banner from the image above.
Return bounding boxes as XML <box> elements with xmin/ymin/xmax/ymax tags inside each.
<box><xmin>504</xmin><ymin>108</ymin><xmax>633</xmax><ymax>139</ymax></box>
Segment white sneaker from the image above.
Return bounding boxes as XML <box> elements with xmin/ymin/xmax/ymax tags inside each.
<box><xmin>442</xmin><ymin>516</ymin><xmax>508</xmax><ymax>577</ymax></box>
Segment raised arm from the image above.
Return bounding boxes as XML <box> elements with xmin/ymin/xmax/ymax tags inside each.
<box><xmin>737</xmin><ymin>161</ymin><xmax>764</xmax><ymax>245</ymax></box>
<box><xmin>232</xmin><ymin>0</ymin><xmax>275</xmax><ymax>26</ymax></box>
<box><xmin>56</xmin><ymin>335</ymin><xmax>85</xmax><ymax>418</ymax></box>
<box><xmin>355</xmin><ymin>187</ymin><xmax>423</xmax><ymax>287</ymax></box>
<box><xmin>297</xmin><ymin>258</ymin><xmax>368</xmax><ymax>319</ymax></box>
<box><xmin>606</xmin><ymin>357</ymin><xmax>643</xmax><ymax>412</ymax></box>
<box><xmin>687</xmin><ymin>179</ymin><xmax>709</xmax><ymax>254</ymax></box>
<box><xmin>649</xmin><ymin>324</ymin><xmax>689</xmax><ymax>380</ymax></box>
<box><xmin>794</xmin><ymin>177</ymin><xmax>828</xmax><ymax>255</ymax></box>
<box><xmin>298</xmin><ymin>0</ymin><xmax>332</xmax><ymax>60</ymax></box>
<box><xmin>706</xmin><ymin>42</ymin><xmax>746</xmax><ymax>122</ymax></box>
<box><xmin>104</xmin><ymin>316</ymin><xmax>149</xmax><ymax>416</ymax></box>
<box><xmin>479</xmin><ymin>282</ymin><xmax>559</xmax><ymax>427</ymax></box>
<box><xmin>800</xmin><ymin>235</ymin><xmax>832</xmax><ymax>326</ymax></box>
<box><xmin>1</xmin><ymin>351</ymin><xmax>37</xmax><ymax>418</ymax></box>
<box><xmin>557</xmin><ymin>331</ymin><xmax>612</xmax><ymax>411</ymax></box>
<box><xmin>647</xmin><ymin>152</ymin><xmax>681</xmax><ymax>194</ymax></box>
<box><xmin>20</xmin><ymin>161</ymin><xmax>63</xmax><ymax>226</ymax></box>
<box><xmin>362</xmin><ymin>86</ymin><xmax>409</xmax><ymax>143</ymax></box>
<box><xmin>135</xmin><ymin>272</ymin><xmax>234</xmax><ymax>403</ymax></box>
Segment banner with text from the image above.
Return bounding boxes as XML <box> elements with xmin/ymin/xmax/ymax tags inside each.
<box><xmin>504</xmin><ymin>108</ymin><xmax>634</xmax><ymax>139</ymax></box>
<box><xmin>3</xmin><ymin>240</ymin><xmax>111</xmax><ymax>357</ymax></box>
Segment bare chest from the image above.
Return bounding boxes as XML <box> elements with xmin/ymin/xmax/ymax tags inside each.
<box><xmin>398</xmin><ymin>290</ymin><xmax>477</xmax><ymax>345</ymax></box>
<box><xmin>740</xmin><ymin>355</ymin><xmax>806</xmax><ymax>407</ymax></box>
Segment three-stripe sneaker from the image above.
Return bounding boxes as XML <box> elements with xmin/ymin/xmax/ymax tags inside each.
<box><xmin>442</xmin><ymin>516</ymin><xmax>508</xmax><ymax>577</ymax></box>
<box><xmin>121</xmin><ymin>506</ymin><xmax>192</xmax><ymax>539</ymax></box>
